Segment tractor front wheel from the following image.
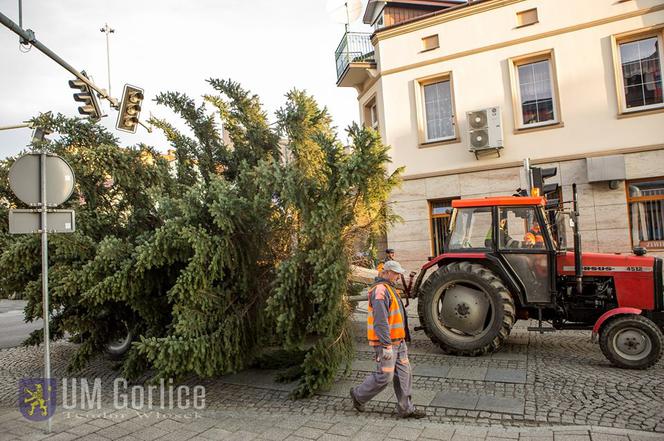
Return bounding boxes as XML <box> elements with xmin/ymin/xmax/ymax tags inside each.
<box><xmin>599</xmin><ymin>314</ymin><xmax>663</xmax><ymax>369</ymax></box>
<box><xmin>417</xmin><ymin>262</ymin><xmax>516</xmax><ymax>356</ymax></box>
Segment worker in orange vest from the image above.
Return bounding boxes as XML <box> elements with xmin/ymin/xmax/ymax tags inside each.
<box><xmin>350</xmin><ymin>260</ymin><xmax>426</xmax><ymax>419</ymax></box>
<box><xmin>524</xmin><ymin>223</ymin><xmax>545</xmax><ymax>248</ymax></box>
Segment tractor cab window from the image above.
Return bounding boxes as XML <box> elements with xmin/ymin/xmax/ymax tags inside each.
<box><xmin>499</xmin><ymin>206</ymin><xmax>546</xmax><ymax>250</ymax></box>
<box><xmin>448</xmin><ymin>207</ymin><xmax>493</xmax><ymax>250</ymax></box>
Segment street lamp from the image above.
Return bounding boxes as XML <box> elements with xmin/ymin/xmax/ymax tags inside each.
<box><xmin>100</xmin><ymin>23</ymin><xmax>115</xmax><ymax>97</ymax></box>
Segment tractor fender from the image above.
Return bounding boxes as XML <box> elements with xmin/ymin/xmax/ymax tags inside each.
<box><xmin>417</xmin><ymin>253</ymin><xmax>526</xmax><ymax>306</ymax></box>
<box><xmin>591</xmin><ymin>307</ymin><xmax>643</xmax><ymax>343</ymax></box>
<box><xmin>414</xmin><ymin>254</ymin><xmax>487</xmax><ymax>299</ymax></box>
<box><xmin>422</xmin><ymin>253</ymin><xmax>487</xmax><ymax>271</ymax></box>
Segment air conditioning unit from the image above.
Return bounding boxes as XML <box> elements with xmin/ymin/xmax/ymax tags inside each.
<box><xmin>466</xmin><ymin>107</ymin><xmax>503</xmax><ymax>159</ymax></box>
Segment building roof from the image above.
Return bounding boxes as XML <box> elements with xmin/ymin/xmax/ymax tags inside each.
<box><xmin>372</xmin><ymin>0</ymin><xmax>497</xmax><ymax>33</ymax></box>
<box><xmin>363</xmin><ymin>0</ymin><xmax>465</xmax><ymax>25</ymax></box>
<box><xmin>452</xmin><ymin>196</ymin><xmax>546</xmax><ymax>208</ymax></box>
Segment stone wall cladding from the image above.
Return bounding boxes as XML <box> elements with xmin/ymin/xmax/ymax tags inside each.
<box><xmin>387</xmin><ymin>150</ymin><xmax>664</xmax><ymax>271</ymax></box>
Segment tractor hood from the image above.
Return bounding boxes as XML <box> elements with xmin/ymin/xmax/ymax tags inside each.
<box><xmin>557</xmin><ymin>251</ymin><xmax>655</xmax><ymax>275</ymax></box>
<box><xmin>557</xmin><ymin>251</ymin><xmax>658</xmax><ymax>311</ymax></box>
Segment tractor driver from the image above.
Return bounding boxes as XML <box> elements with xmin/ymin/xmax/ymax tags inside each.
<box><xmin>486</xmin><ymin>217</ymin><xmax>513</xmax><ymax>247</ymax></box>
<box><xmin>498</xmin><ymin>218</ymin><xmax>513</xmax><ymax>245</ymax></box>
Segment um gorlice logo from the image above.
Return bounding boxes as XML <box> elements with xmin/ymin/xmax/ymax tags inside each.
<box><xmin>18</xmin><ymin>377</ymin><xmax>206</xmax><ymax>421</ymax></box>
<box><xmin>18</xmin><ymin>378</ymin><xmax>57</xmax><ymax>421</ymax></box>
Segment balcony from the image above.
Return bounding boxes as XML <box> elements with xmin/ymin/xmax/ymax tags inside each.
<box><xmin>335</xmin><ymin>32</ymin><xmax>376</xmax><ymax>88</ymax></box>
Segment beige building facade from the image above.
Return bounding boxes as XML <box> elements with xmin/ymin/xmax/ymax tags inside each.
<box><xmin>335</xmin><ymin>0</ymin><xmax>664</xmax><ymax>271</ymax></box>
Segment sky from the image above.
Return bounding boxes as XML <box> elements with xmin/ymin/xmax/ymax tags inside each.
<box><xmin>0</xmin><ymin>0</ymin><xmax>371</xmax><ymax>158</ymax></box>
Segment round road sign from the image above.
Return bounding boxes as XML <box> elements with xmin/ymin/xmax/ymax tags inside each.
<box><xmin>8</xmin><ymin>153</ymin><xmax>75</xmax><ymax>206</ymax></box>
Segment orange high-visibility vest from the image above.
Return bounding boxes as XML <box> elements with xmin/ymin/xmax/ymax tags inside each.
<box><xmin>367</xmin><ymin>283</ymin><xmax>406</xmax><ymax>345</ymax></box>
<box><xmin>525</xmin><ymin>226</ymin><xmax>544</xmax><ymax>246</ymax></box>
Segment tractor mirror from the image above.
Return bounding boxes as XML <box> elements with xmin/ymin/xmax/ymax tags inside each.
<box><xmin>633</xmin><ymin>247</ymin><xmax>647</xmax><ymax>256</ymax></box>
<box><xmin>545</xmin><ymin>198</ymin><xmax>560</xmax><ymax>209</ymax></box>
<box><xmin>554</xmin><ymin>212</ymin><xmax>568</xmax><ymax>251</ymax></box>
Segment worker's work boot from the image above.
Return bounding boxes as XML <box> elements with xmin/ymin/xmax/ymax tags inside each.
<box><xmin>399</xmin><ymin>408</ymin><xmax>426</xmax><ymax>419</ymax></box>
<box><xmin>349</xmin><ymin>387</ymin><xmax>365</xmax><ymax>412</ymax></box>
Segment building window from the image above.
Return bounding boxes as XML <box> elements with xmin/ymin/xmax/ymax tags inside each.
<box><xmin>422</xmin><ymin>34</ymin><xmax>439</xmax><ymax>52</ymax></box>
<box><xmin>509</xmin><ymin>50</ymin><xmax>562</xmax><ymax>130</ymax></box>
<box><xmin>374</xmin><ymin>14</ymin><xmax>384</xmax><ymax>30</ymax></box>
<box><xmin>429</xmin><ymin>198</ymin><xmax>458</xmax><ymax>256</ymax></box>
<box><xmin>416</xmin><ymin>73</ymin><xmax>457</xmax><ymax>144</ymax></box>
<box><xmin>627</xmin><ymin>177</ymin><xmax>664</xmax><ymax>250</ymax></box>
<box><xmin>364</xmin><ymin>97</ymin><xmax>379</xmax><ymax>131</ymax></box>
<box><xmin>516</xmin><ymin>8</ymin><xmax>538</xmax><ymax>28</ymax></box>
<box><xmin>519</xmin><ymin>60</ymin><xmax>555</xmax><ymax>125</ymax></box>
<box><xmin>612</xmin><ymin>30</ymin><xmax>664</xmax><ymax>114</ymax></box>
<box><xmin>424</xmin><ymin>80</ymin><xmax>454</xmax><ymax>140</ymax></box>
<box><xmin>370</xmin><ymin>103</ymin><xmax>379</xmax><ymax>130</ymax></box>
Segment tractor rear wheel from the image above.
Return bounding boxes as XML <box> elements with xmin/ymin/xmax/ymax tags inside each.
<box><xmin>599</xmin><ymin>314</ymin><xmax>663</xmax><ymax>369</ymax></box>
<box><xmin>417</xmin><ymin>262</ymin><xmax>516</xmax><ymax>356</ymax></box>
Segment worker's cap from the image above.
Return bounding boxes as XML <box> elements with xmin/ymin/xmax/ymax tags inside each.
<box><xmin>382</xmin><ymin>260</ymin><xmax>406</xmax><ymax>274</ymax></box>
<box><xmin>385</xmin><ymin>248</ymin><xmax>395</xmax><ymax>254</ymax></box>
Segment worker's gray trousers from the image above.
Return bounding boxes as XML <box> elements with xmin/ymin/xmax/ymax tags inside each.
<box><xmin>352</xmin><ymin>341</ymin><xmax>415</xmax><ymax>415</ymax></box>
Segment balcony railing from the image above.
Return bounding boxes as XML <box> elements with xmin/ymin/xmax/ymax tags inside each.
<box><xmin>335</xmin><ymin>32</ymin><xmax>375</xmax><ymax>81</ymax></box>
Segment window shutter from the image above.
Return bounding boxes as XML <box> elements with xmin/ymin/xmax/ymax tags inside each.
<box><xmin>516</xmin><ymin>8</ymin><xmax>538</xmax><ymax>27</ymax></box>
<box><xmin>422</xmin><ymin>34</ymin><xmax>439</xmax><ymax>52</ymax></box>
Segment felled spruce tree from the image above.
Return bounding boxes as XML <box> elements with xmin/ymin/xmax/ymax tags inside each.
<box><xmin>127</xmin><ymin>79</ymin><xmax>284</xmax><ymax>379</ymax></box>
<box><xmin>0</xmin><ymin>81</ymin><xmax>399</xmax><ymax>397</ymax></box>
<box><xmin>267</xmin><ymin>91</ymin><xmax>401</xmax><ymax>397</ymax></box>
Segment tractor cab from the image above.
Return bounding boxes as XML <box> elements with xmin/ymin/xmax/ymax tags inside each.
<box><xmin>446</xmin><ymin>196</ymin><xmax>556</xmax><ymax>304</ymax></box>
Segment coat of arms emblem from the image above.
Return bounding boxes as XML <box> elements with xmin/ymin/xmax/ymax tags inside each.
<box><xmin>18</xmin><ymin>378</ymin><xmax>57</xmax><ymax>421</ymax></box>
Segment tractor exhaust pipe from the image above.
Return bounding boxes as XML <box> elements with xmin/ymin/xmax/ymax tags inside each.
<box><xmin>572</xmin><ymin>183</ymin><xmax>583</xmax><ymax>294</ymax></box>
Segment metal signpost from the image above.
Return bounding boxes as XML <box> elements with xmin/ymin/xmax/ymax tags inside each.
<box><xmin>8</xmin><ymin>151</ymin><xmax>76</xmax><ymax>433</ymax></box>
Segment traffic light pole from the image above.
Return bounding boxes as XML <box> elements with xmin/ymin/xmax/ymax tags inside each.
<box><xmin>17</xmin><ymin>0</ymin><xmax>23</xmax><ymax>38</ymax></box>
<box><xmin>0</xmin><ymin>122</ymin><xmax>32</xmax><ymax>131</ymax></box>
<box><xmin>523</xmin><ymin>158</ymin><xmax>532</xmax><ymax>194</ymax></box>
<box><xmin>0</xmin><ymin>11</ymin><xmax>118</xmax><ymax>108</ymax></box>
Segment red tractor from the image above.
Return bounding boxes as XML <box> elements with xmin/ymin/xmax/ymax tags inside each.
<box><xmin>413</xmin><ymin>176</ymin><xmax>664</xmax><ymax>369</ymax></box>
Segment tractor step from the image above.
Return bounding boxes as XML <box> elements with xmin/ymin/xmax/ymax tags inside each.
<box><xmin>528</xmin><ymin>308</ymin><xmax>556</xmax><ymax>334</ymax></box>
<box><xmin>527</xmin><ymin>326</ymin><xmax>556</xmax><ymax>333</ymax></box>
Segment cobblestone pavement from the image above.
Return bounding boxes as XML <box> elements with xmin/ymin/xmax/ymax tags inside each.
<box><xmin>1</xmin><ymin>300</ymin><xmax>663</xmax><ymax>440</ymax></box>
<box><xmin>1</xmin><ymin>406</ymin><xmax>663</xmax><ymax>441</ymax></box>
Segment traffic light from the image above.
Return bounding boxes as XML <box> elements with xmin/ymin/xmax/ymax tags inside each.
<box><xmin>531</xmin><ymin>166</ymin><xmax>560</xmax><ymax>205</ymax></box>
<box><xmin>68</xmin><ymin>71</ymin><xmax>102</xmax><ymax>121</ymax></box>
<box><xmin>116</xmin><ymin>84</ymin><xmax>144</xmax><ymax>133</ymax></box>
<box><xmin>31</xmin><ymin>127</ymin><xmax>51</xmax><ymax>143</ymax></box>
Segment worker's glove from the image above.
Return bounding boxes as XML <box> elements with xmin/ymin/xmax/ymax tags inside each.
<box><xmin>381</xmin><ymin>346</ymin><xmax>394</xmax><ymax>361</ymax></box>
